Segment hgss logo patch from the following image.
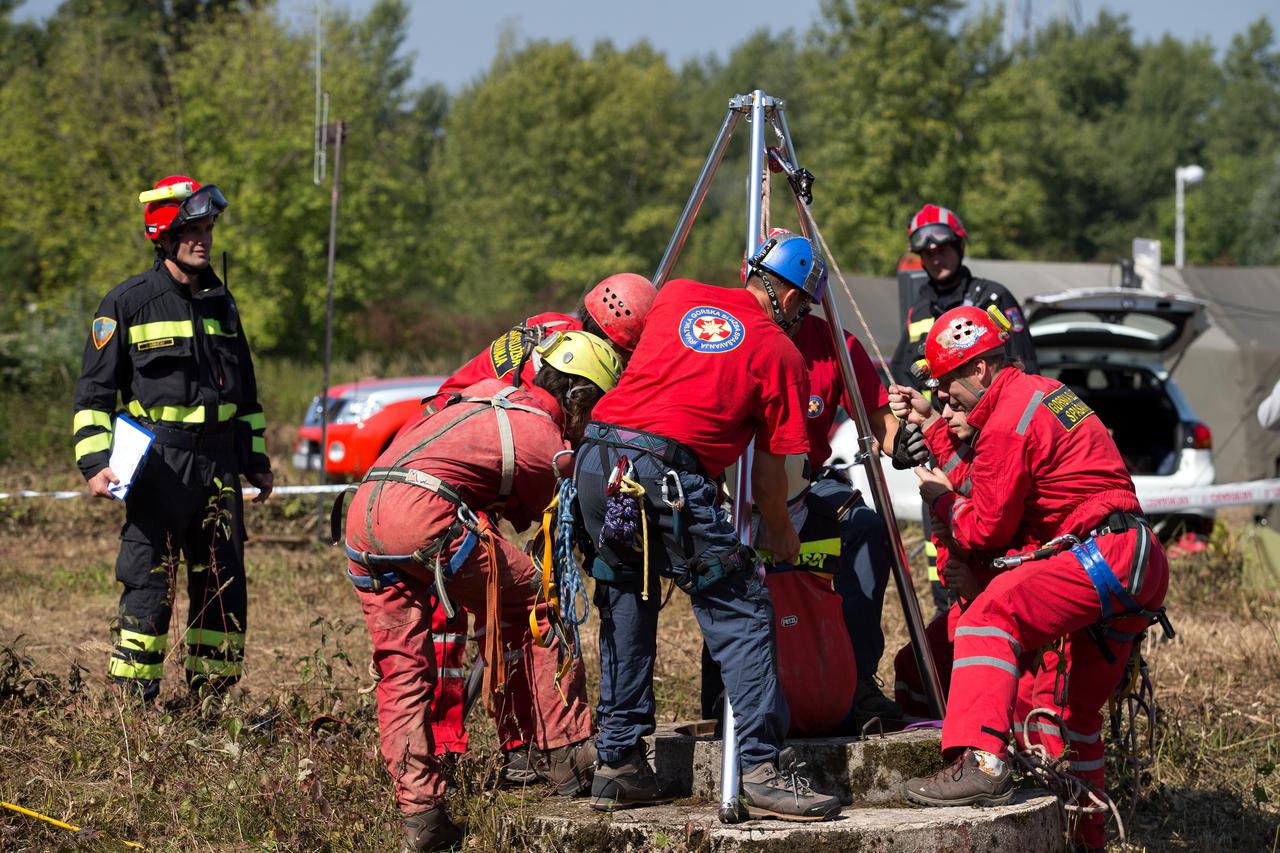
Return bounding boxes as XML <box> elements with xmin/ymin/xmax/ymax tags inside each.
<box><xmin>807</xmin><ymin>395</ymin><xmax>824</xmax><ymax>418</ymax></box>
<box><xmin>679</xmin><ymin>306</ymin><xmax>745</xmax><ymax>353</ymax></box>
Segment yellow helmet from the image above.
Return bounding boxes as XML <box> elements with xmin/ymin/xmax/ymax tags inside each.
<box><xmin>535</xmin><ymin>330</ymin><xmax>622</xmax><ymax>392</ymax></box>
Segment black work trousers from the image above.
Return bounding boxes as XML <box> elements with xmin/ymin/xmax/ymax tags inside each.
<box><xmin>110</xmin><ymin>436</ymin><xmax>247</xmax><ymax>699</ymax></box>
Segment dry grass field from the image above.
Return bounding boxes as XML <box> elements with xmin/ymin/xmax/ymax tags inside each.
<box><xmin>1</xmin><ymin>455</ymin><xmax>1278</xmax><ymax>851</ymax></box>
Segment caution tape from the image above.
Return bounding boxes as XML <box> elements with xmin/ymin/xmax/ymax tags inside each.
<box><xmin>1135</xmin><ymin>477</ymin><xmax>1280</xmax><ymax>513</ymax></box>
<box><xmin>0</xmin><ymin>484</ymin><xmax>349</xmax><ymax>501</ymax></box>
<box><xmin>5</xmin><ymin>477</ymin><xmax>1280</xmax><ymax>513</ymax></box>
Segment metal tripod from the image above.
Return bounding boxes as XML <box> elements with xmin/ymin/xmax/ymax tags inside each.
<box><xmin>651</xmin><ymin>90</ymin><xmax>946</xmax><ymax>824</ymax></box>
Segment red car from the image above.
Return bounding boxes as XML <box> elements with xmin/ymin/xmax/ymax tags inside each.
<box><xmin>292</xmin><ymin>376</ymin><xmax>445</xmax><ymax>478</ymax></box>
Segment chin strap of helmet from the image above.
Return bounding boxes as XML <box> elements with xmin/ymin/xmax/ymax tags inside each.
<box><xmin>758</xmin><ymin>270</ymin><xmax>800</xmax><ymax>333</ymax></box>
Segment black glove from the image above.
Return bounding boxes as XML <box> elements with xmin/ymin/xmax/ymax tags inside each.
<box><xmin>891</xmin><ymin>421</ymin><xmax>930</xmax><ymax>470</ymax></box>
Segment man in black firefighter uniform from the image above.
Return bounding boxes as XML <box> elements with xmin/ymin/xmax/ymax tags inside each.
<box><xmin>73</xmin><ymin>174</ymin><xmax>272</xmax><ymax>700</ymax></box>
<box><xmin>890</xmin><ymin>204</ymin><xmax>1038</xmax><ymax>616</ymax></box>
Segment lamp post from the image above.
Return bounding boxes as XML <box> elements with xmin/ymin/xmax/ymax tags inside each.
<box><xmin>1175</xmin><ymin>164</ymin><xmax>1205</xmax><ymax>269</ymax></box>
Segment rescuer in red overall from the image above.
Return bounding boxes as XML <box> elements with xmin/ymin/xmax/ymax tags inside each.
<box><xmin>342</xmin><ymin>331</ymin><xmax>622</xmax><ymax>852</ymax></box>
<box><xmin>420</xmin><ymin>274</ymin><xmax>655</xmax><ymax>784</ymax></box>
<box><xmin>899</xmin><ymin>307</ymin><xmax>1171</xmax><ymax>852</ymax></box>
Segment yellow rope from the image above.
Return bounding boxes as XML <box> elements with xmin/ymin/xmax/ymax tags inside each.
<box><xmin>618</xmin><ymin>474</ymin><xmax>650</xmax><ymax>600</ymax></box>
<box><xmin>0</xmin><ymin>800</ymin><xmax>145</xmax><ymax>849</ymax></box>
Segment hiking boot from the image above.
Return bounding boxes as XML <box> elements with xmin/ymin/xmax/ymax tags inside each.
<box><xmin>854</xmin><ymin>677</ymin><xmax>905</xmax><ymax>727</ymax></box>
<box><xmin>541</xmin><ymin>738</ymin><xmax>597</xmax><ymax>796</ymax></box>
<box><xmin>590</xmin><ymin>743</ymin><xmax>675</xmax><ymax>811</ymax></box>
<box><xmin>499</xmin><ymin>748</ymin><xmax>538</xmax><ymax>786</ymax></box>
<box><xmin>400</xmin><ymin>805</ymin><xmax>464</xmax><ymax>853</ymax></box>
<box><xmin>740</xmin><ymin>748</ymin><xmax>841</xmax><ymax>821</ymax></box>
<box><xmin>903</xmin><ymin>749</ymin><xmax>1013</xmax><ymax>807</ymax></box>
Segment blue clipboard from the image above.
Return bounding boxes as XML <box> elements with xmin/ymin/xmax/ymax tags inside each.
<box><xmin>107</xmin><ymin>414</ymin><xmax>155</xmax><ymax>501</ymax></box>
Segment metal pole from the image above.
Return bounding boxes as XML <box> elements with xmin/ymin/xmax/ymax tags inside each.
<box><xmin>1175</xmin><ymin>169</ymin><xmax>1186</xmax><ymax>270</ymax></box>
<box><xmin>652</xmin><ymin>103</ymin><xmax>743</xmax><ymax>287</ymax></box>
<box><xmin>318</xmin><ymin>121</ymin><xmax>345</xmax><ymax>511</ymax></box>
<box><xmin>775</xmin><ymin>110</ymin><xmax>946</xmax><ymax>718</ymax></box>
<box><xmin>716</xmin><ymin>89</ymin><xmax>769</xmax><ymax>826</ymax></box>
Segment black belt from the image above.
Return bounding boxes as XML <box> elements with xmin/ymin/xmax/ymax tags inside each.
<box><xmin>1093</xmin><ymin>511</ymin><xmax>1147</xmax><ymax>537</ymax></box>
<box><xmin>147</xmin><ymin>423</ymin><xmax>237</xmax><ymax>451</ymax></box>
<box><xmin>584</xmin><ymin>422</ymin><xmax>702</xmax><ymax>475</ymax></box>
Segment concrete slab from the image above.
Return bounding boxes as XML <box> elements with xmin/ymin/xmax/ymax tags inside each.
<box><xmin>522</xmin><ymin>791</ymin><xmax>1062</xmax><ymax>852</ymax></box>
<box><xmin>645</xmin><ymin>722</ymin><xmax>948</xmax><ymax>805</ymax></box>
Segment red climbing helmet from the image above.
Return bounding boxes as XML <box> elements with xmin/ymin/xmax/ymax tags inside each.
<box><xmin>907</xmin><ymin>204</ymin><xmax>966</xmax><ymax>254</ymax></box>
<box><xmin>924</xmin><ymin>306</ymin><xmax>1010</xmax><ymax>379</ymax></box>
<box><xmin>584</xmin><ymin>273</ymin><xmax>657</xmax><ymax>352</ymax></box>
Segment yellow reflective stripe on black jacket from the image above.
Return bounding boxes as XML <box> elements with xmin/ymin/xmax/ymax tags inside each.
<box><xmin>71</xmin><ymin>262</ymin><xmax>272</xmax><ymax>479</ymax></box>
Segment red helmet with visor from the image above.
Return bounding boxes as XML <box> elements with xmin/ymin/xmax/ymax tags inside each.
<box><xmin>142</xmin><ymin>175</ymin><xmax>228</xmax><ymax>241</ymax></box>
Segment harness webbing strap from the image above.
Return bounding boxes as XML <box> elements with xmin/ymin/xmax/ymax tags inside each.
<box><xmin>496</xmin><ymin>404</ymin><xmax>516</xmax><ymax>500</ymax></box>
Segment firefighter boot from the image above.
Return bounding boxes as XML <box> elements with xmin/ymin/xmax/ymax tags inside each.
<box><xmin>903</xmin><ymin>749</ymin><xmax>1013</xmax><ymax>807</ymax></box>
<box><xmin>540</xmin><ymin>738</ymin><xmax>597</xmax><ymax>796</ymax></box>
<box><xmin>590</xmin><ymin>743</ymin><xmax>675</xmax><ymax>811</ymax></box>
<box><xmin>400</xmin><ymin>805</ymin><xmax>464</xmax><ymax>853</ymax></box>
<box><xmin>741</xmin><ymin>748</ymin><xmax>841</xmax><ymax>821</ymax></box>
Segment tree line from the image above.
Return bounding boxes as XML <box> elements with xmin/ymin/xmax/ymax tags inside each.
<box><xmin>1</xmin><ymin>0</ymin><xmax>1277</xmax><ymax>370</ymax></box>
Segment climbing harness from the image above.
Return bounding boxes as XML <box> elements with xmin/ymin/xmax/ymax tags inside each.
<box><xmin>329</xmin><ymin>386</ymin><xmax>553</xmax><ymax>713</ymax></box>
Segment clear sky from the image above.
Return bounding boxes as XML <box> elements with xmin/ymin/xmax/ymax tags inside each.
<box><xmin>14</xmin><ymin>0</ymin><xmax>1276</xmax><ymax>93</ymax></box>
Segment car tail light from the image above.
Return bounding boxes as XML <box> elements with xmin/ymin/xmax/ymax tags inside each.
<box><xmin>1189</xmin><ymin>423</ymin><xmax>1212</xmax><ymax>450</ymax></box>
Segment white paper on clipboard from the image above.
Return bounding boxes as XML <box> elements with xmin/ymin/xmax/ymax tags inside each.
<box><xmin>108</xmin><ymin>414</ymin><xmax>155</xmax><ymax>500</ymax></box>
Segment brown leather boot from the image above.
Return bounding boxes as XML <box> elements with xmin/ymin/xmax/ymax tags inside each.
<box><xmin>903</xmin><ymin>749</ymin><xmax>1013</xmax><ymax>807</ymax></box>
<box><xmin>400</xmin><ymin>805</ymin><xmax>464</xmax><ymax>853</ymax></box>
<box><xmin>540</xmin><ymin>738</ymin><xmax>597</xmax><ymax>796</ymax></box>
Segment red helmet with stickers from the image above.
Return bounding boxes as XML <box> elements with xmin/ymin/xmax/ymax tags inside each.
<box><xmin>907</xmin><ymin>204</ymin><xmax>967</xmax><ymax>254</ymax></box>
<box><xmin>924</xmin><ymin>306</ymin><xmax>1010</xmax><ymax>379</ymax></box>
<box><xmin>584</xmin><ymin>273</ymin><xmax>656</xmax><ymax>352</ymax></box>
<box><xmin>142</xmin><ymin>174</ymin><xmax>228</xmax><ymax>241</ymax></box>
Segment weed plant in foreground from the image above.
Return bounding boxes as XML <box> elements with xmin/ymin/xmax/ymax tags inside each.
<box><xmin>0</xmin><ymin>498</ymin><xmax>1278</xmax><ymax>850</ymax></box>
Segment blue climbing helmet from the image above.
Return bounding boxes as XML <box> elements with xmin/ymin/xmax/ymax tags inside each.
<box><xmin>747</xmin><ymin>231</ymin><xmax>829</xmax><ymax>301</ymax></box>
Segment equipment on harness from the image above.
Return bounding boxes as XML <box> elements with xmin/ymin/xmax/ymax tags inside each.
<box><xmin>601</xmin><ymin>456</ymin><xmax>652</xmax><ymax>600</ymax></box>
<box><xmin>991</xmin><ymin>534</ymin><xmax>1081</xmax><ymax>569</ymax></box>
<box><xmin>529</xmin><ymin>475</ymin><xmax>592</xmax><ymax>702</ymax></box>
<box><xmin>660</xmin><ymin>469</ymin><xmax>686</xmax><ymax>542</ymax></box>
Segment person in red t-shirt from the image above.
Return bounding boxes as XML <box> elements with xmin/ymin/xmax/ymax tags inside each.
<box><xmin>343</xmin><ymin>332</ymin><xmax>622</xmax><ymax>852</ymax></box>
<box><xmin>416</xmin><ymin>273</ymin><xmax>655</xmax><ymax>787</ymax></box>
<box><xmin>573</xmin><ymin>233</ymin><xmax>841</xmax><ymax>822</ymax></box>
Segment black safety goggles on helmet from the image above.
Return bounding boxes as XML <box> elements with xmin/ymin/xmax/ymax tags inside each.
<box><xmin>909</xmin><ymin>222</ymin><xmax>960</xmax><ymax>254</ymax></box>
<box><xmin>173</xmin><ymin>185</ymin><xmax>228</xmax><ymax>229</ymax></box>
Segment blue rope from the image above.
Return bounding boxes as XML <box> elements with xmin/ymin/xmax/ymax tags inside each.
<box><xmin>555</xmin><ymin>477</ymin><xmax>589</xmax><ymax>655</ymax></box>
